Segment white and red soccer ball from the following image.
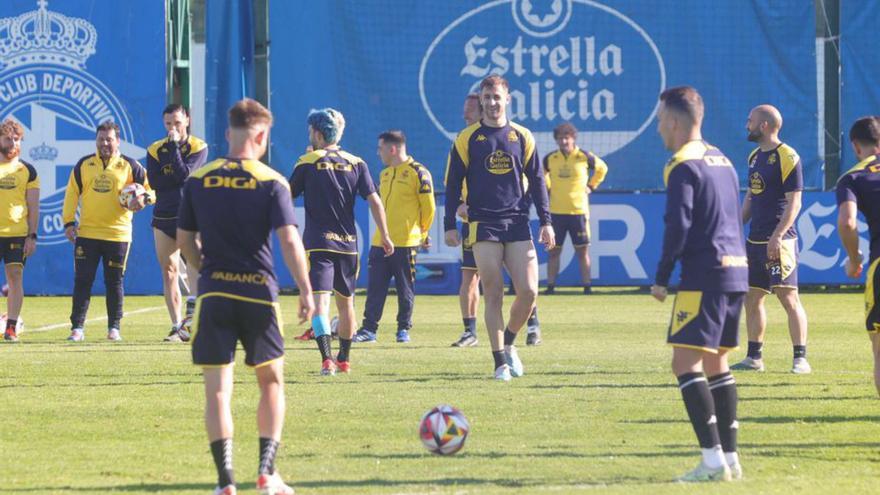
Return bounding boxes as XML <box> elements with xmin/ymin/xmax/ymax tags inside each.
<box><xmin>419</xmin><ymin>404</ymin><xmax>470</xmax><ymax>455</ymax></box>
<box><xmin>118</xmin><ymin>183</ymin><xmax>146</xmax><ymax>211</ymax></box>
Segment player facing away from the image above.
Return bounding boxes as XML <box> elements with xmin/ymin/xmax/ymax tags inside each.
<box><xmin>0</xmin><ymin>119</ymin><xmax>39</xmax><ymax>341</ymax></box>
<box><xmin>63</xmin><ymin>121</ymin><xmax>153</xmax><ymax>342</ymax></box>
<box><xmin>353</xmin><ymin>130</ymin><xmax>435</xmax><ymax>343</ymax></box>
<box><xmin>836</xmin><ymin>116</ymin><xmax>880</xmax><ymax>397</ymax></box>
<box><xmin>543</xmin><ymin>122</ymin><xmax>607</xmax><ymax>296</ymax></box>
<box><xmin>651</xmin><ymin>86</ymin><xmax>746</xmax><ymax>482</ymax></box>
<box><xmin>146</xmin><ymin>104</ymin><xmax>208</xmax><ymax>342</ymax></box>
<box><xmin>444</xmin><ymin>75</ymin><xmax>555</xmax><ymax>381</ymax></box>
<box><xmin>732</xmin><ymin>105</ymin><xmax>810</xmax><ymax>374</ymax></box>
<box><xmin>177</xmin><ymin>98</ymin><xmax>314</xmax><ymax>495</ymax></box>
<box><xmin>289</xmin><ymin>108</ymin><xmax>394</xmax><ymax>376</ymax></box>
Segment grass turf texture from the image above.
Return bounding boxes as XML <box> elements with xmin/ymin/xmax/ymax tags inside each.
<box><xmin>1</xmin><ymin>290</ymin><xmax>877</xmax><ymax>494</ymax></box>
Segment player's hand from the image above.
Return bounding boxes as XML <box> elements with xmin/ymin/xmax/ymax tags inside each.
<box><xmin>382</xmin><ymin>235</ymin><xmax>394</xmax><ymax>257</ymax></box>
<box><xmin>456</xmin><ymin>204</ymin><xmax>469</xmax><ymax>221</ymax></box>
<box><xmin>845</xmin><ymin>251</ymin><xmax>864</xmax><ymax>279</ymax></box>
<box><xmin>23</xmin><ymin>236</ymin><xmax>36</xmax><ymax>257</ymax></box>
<box><xmin>298</xmin><ymin>290</ymin><xmax>315</xmax><ymax>324</ymax></box>
<box><xmin>539</xmin><ymin>225</ymin><xmax>556</xmax><ymax>250</ymax></box>
<box><xmin>421</xmin><ymin>236</ymin><xmax>432</xmax><ymax>250</ymax></box>
<box><xmin>64</xmin><ymin>225</ymin><xmax>77</xmax><ymax>243</ymax></box>
<box><xmin>445</xmin><ymin>229</ymin><xmax>461</xmax><ymax>247</ymax></box>
<box><xmin>651</xmin><ymin>285</ymin><xmax>668</xmax><ymax>302</ymax></box>
<box><xmin>131</xmin><ymin>194</ymin><xmax>147</xmax><ymax>212</ymax></box>
<box><xmin>167</xmin><ymin>129</ymin><xmax>181</xmax><ymax>143</ymax></box>
<box><xmin>767</xmin><ymin>235</ymin><xmax>782</xmax><ymax>260</ymax></box>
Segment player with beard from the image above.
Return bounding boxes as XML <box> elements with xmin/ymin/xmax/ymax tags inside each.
<box><xmin>0</xmin><ymin>119</ymin><xmax>39</xmax><ymax>341</ymax></box>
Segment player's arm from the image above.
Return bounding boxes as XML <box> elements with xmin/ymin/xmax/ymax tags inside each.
<box><xmin>741</xmin><ymin>191</ymin><xmax>752</xmax><ymax>224</ymax></box>
<box><xmin>653</xmin><ymin>164</ymin><xmax>695</xmax><ymax>300</ymax></box>
<box><xmin>277</xmin><ymin>225</ymin><xmax>315</xmax><ymax>323</ymax></box>
<box><xmin>289</xmin><ymin>162</ymin><xmax>306</xmax><ymax>198</ymax></box>
<box><xmin>836</xmin><ymin>175</ymin><xmax>863</xmax><ymax>278</ymax></box>
<box><xmin>367</xmin><ymin>193</ymin><xmax>394</xmax><ymax>256</ymax></box>
<box><xmin>587</xmin><ymin>154</ymin><xmax>608</xmax><ymax>191</ymax></box>
<box><xmin>524</xmin><ymin>138</ymin><xmax>554</xmax><ymax>249</ymax></box>
<box><xmin>768</xmin><ymin>154</ymin><xmax>804</xmax><ymax>259</ymax></box>
<box><xmin>24</xmin><ymin>165</ymin><xmax>39</xmax><ymax>256</ymax></box>
<box><xmin>176</xmin><ymin>179</ymin><xmax>201</xmax><ymax>270</ymax></box>
<box><xmin>62</xmin><ymin>162</ymin><xmax>83</xmax><ymax>243</ymax></box>
<box><xmin>129</xmin><ymin>159</ymin><xmax>155</xmax><ymax>210</ymax></box>
<box><xmin>415</xmin><ymin>167</ymin><xmax>435</xmax><ymax>247</ymax></box>
<box><xmin>176</xmin><ymin>142</ymin><xmax>208</xmax><ymax>182</ymax></box>
<box><xmin>444</xmin><ymin>146</ymin><xmax>465</xmax><ymax>247</ymax></box>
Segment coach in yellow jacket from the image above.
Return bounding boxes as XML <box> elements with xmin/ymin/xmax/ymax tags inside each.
<box><xmin>62</xmin><ymin>121</ymin><xmax>153</xmax><ymax>342</ymax></box>
<box><xmin>353</xmin><ymin>130</ymin><xmax>435</xmax><ymax>343</ymax></box>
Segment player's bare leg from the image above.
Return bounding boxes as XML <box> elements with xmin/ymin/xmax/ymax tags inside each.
<box><xmin>504</xmin><ymin>240</ymin><xmax>538</xmax><ymax>334</ymax></box>
<box><xmin>733</xmin><ymin>289</ymin><xmax>768</xmax><ymax>371</ymax></box>
<box><xmin>154</xmin><ymin>228</ymin><xmax>183</xmax><ymax>340</ymax></box>
<box><xmin>870</xmin><ymin>333</ymin><xmax>880</xmax><ymax>397</ymax></box>
<box><xmin>672</xmin><ymin>347</ymin><xmax>730</xmax><ymax>482</ymax></box>
<box><xmin>453</xmin><ymin>270</ymin><xmax>480</xmax><ymax>347</ymax></box>
<box><xmin>204</xmin><ymin>365</ymin><xmax>236</xmax><ymax>491</ymax></box>
<box><xmin>4</xmin><ymin>264</ymin><xmax>23</xmax><ymax>341</ymax></box>
<box><xmin>254</xmin><ymin>360</ymin><xmax>293</xmax><ymax>493</ymax></box>
<box><xmin>473</xmin><ymin>241</ymin><xmax>510</xmax><ymax>379</ymax></box>
<box><xmin>775</xmin><ymin>287</ymin><xmax>810</xmax><ymax>373</ymax></box>
<box><xmin>334</xmin><ymin>292</ymin><xmax>356</xmax><ymax>373</ymax></box>
<box><xmin>545</xmin><ymin>247</ymin><xmax>561</xmax><ymax>294</ymax></box>
<box><xmin>577</xmin><ymin>244</ymin><xmax>592</xmax><ymax>293</ymax></box>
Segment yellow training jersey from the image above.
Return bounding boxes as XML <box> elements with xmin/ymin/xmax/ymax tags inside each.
<box><xmin>372</xmin><ymin>157</ymin><xmax>435</xmax><ymax>247</ymax></box>
<box><xmin>62</xmin><ymin>153</ymin><xmax>153</xmax><ymax>242</ymax></box>
<box><xmin>543</xmin><ymin>147</ymin><xmax>608</xmax><ymax>215</ymax></box>
<box><xmin>0</xmin><ymin>158</ymin><xmax>39</xmax><ymax>237</ymax></box>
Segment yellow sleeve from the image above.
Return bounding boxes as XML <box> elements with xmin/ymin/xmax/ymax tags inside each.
<box><xmin>588</xmin><ymin>154</ymin><xmax>608</xmax><ymax>190</ymax></box>
<box><xmin>62</xmin><ymin>168</ymin><xmax>81</xmax><ymax>225</ymax></box>
<box><xmin>416</xmin><ymin>167</ymin><xmax>435</xmax><ymax>240</ymax></box>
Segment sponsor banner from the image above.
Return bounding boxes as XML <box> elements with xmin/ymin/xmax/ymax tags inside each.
<box><xmin>0</xmin><ymin>1</ymin><xmax>165</xmax><ymax>294</ymax></box>
<box><xmin>274</xmin><ymin>191</ymin><xmax>865</xmax><ymax>295</ymax></box>
<box><xmin>840</xmin><ymin>0</ymin><xmax>880</xmax><ymax>171</ymax></box>
<box><xmin>268</xmin><ymin>0</ymin><xmax>819</xmax><ymax>191</ymax></box>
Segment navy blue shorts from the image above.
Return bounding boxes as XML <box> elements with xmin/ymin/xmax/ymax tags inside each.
<box><xmin>666</xmin><ymin>290</ymin><xmax>745</xmax><ymax>353</ymax></box>
<box><xmin>865</xmin><ymin>257</ymin><xmax>880</xmax><ymax>333</ymax></box>
<box><xmin>308</xmin><ymin>250</ymin><xmax>359</xmax><ymax>297</ymax></box>
<box><xmin>460</xmin><ymin>223</ymin><xmax>476</xmax><ymax>271</ymax></box>
<box><xmin>466</xmin><ymin>221</ymin><xmax>532</xmax><ymax>245</ymax></box>
<box><xmin>0</xmin><ymin>236</ymin><xmax>26</xmax><ymax>265</ymax></box>
<box><xmin>152</xmin><ymin>217</ymin><xmax>178</xmax><ymax>240</ymax></box>
<box><xmin>551</xmin><ymin>213</ymin><xmax>590</xmax><ymax>247</ymax></box>
<box><xmin>191</xmin><ymin>295</ymin><xmax>284</xmax><ymax>367</ymax></box>
<box><xmin>747</xmin><ymin>239</ymin><xmax>798</xmax><ymax>293</ymax></box>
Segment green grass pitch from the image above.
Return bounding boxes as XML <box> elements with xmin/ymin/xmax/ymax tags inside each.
<box><xmin>1</xmin><ymin>290</ymin><xmax>878</xmax><ymax>494</ymax></box>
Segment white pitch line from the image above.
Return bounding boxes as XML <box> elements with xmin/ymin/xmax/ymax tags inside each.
<box><xmin>27</xmin><ymin>305</ymin><xmax>165</xmax><ymax>334</ymax></box>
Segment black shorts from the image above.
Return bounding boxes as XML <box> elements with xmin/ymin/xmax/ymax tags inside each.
<box><xmin>747</xmin><ymin>239</ymin><xmax>798</xmax><ymax>292</ymax></box>
<box><xmin>666</xmin><ymin>290</ymin><xmax>745</xmax><ymax>353</ymax></box>
<box><xmin>308</xmin><ymin>250</ymin><xmax>359</xmax><ymax>297</ymax></box>
<box><xmin>865</xmin><ymin>257</ymin><xmax>880</xmax><ymax>333</ymax></box>
<box><xmin>191</xmin><ymin>295</ymin><xmax>284</xmax><ymax>367</ymax></box>
<box><xmin>152</xmin><ymin>217</ymin><xmax>177</xmax><ymax>240</ymax></box>
<box><xmin>551</xmin><ymin>213</ymin><xmax>590</xmax><ymax>247</ymax></box>
<box><xmin>466</xmin><ymin>220</ymin><xmax>532</xmax><ymax>245</ymax></box>
<box><xmin>0</xmin><ymin>236</ymin><xmax>26</xmax><ymax>266</ymax></box>
<box><xmin>460</xmin><ymin>223</ymin><xmax>476</xmax><ymax>271</ymax></box>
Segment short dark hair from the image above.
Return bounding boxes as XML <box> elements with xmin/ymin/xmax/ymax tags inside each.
<box><xmin>378</xmin><ymin>130</ymin><xmax>406</xmax><ymax>146</ymax></box>
<box><xmin>163</xmin><ymin>103</ymin><xmax>190</xmax><ymax>117</ymax></box>
<box><xmin>553</xmin><ymin>122</ymin><xmax>578</xmax><ymax>139</ymax></box>
<box><xmin>96</xmin><ymin>120</ymin><xmax>120</xmax><ymax>137</ymax></box>
<box><xmin>849</xmin><ymin>116</ymin><xmax>880</xmax><ymax>146</ymax></box>
<box><xmin>659</xmin><ymin>86</ymin><xmax>704</xmax><ymax>123</ymax></box>
<box><xmin>229</xmin><ymin>98</ymin><xmax>273</xmax><ymax>129</ymax></box>
<box><xmin>480</xmin><ymin>75</ymin><xmax>509</xmax><ymax>92</ymax></box>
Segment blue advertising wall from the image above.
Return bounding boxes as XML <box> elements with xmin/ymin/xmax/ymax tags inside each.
<box><xmin>267</xmin><ymin>0</ymin><xmax>820</xmax><ymax>190</ymax></box>
<box><xmin>840</xmin><ymin>0</ymin><xmax>880</xmax><ymax>170</ymax></box>
<box><xmin>0</xmin><ymin>1</ymin><xmax>166</xmax><ymax>295</ymax></box>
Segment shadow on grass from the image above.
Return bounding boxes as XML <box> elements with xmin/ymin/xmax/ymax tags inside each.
<box><xmin>624</xmin><ymin>415</ymin><xmax>880</xmax><ymax>425</ymax></box>
<box><xmin>529</xmin><ymin>383</ymin><xmax>672</xmax><ymax>390</ymax></box>
<box><xmin>343</xmin><ymin>449</ymin><xmax>694</xmax><ymax>461</ymax></box>
<box><xmin>4</xmin><ymin>482</ymin><xmax>249</xmax><ymax>493</ymax></box>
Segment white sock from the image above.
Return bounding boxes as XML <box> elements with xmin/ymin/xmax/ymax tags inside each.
<box><xmin>725</xmin><ymin>451</ymin><xmax>739</xmax><ymax>466</ymax></box>
<box><xmin>701</xmin><ymin>446</ymin><xmax>725</xmax><ymax>469</ymax></box>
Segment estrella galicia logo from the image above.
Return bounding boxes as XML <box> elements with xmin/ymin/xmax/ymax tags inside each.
<box><xmin>0</xmin><ymin>1</ymin><xmax>145</xmax><ymax>245</ymax></box>
<box><xmin>420</xmin><ymin>0</ymin><xmax>666</xmax><ymax>160</ymax></box>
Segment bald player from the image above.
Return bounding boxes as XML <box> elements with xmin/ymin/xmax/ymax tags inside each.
<box><xmin>836</xmin><ymin>116</ymin><xmax>880</xmax><ymax>396</ymax></box>
<box><xmin>732</xmin><ymin>105</ymin><xmax>810</xmax><ymax>374</ymax></box>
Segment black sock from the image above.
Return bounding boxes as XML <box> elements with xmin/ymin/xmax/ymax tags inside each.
<box><xmin>708</xmin><ymin>372</ymin><xmax>738</xmax><ymax>454</ymax></box>
<box><xmin>210</xmin><ymin>438</ymin><xmax>235</xmax><ymax>488</ymax></box>
<box><xmin>6</xmin><ymin>319</ymin><xmax>17</xmax><ymax>331</ymax></box>
<box><xmin>316</xmin><ymin>335</ymin><xmax>332</xmax><ymax>361</ymax></box>
<box><xmin>747</xmin><ymin>340</ymin><xmax>763</xmax><ymax>360</ymax></box>
<box><xmin>583</xmin><ymin>285</ymin><xmax>592</xmax><ymax>294</ymax></box>
<box><xmin>677</xmin><ymin>372</ymin><xmax>721</xmax><ymax>449</ymax></box>
<box><xmin>527</xmin><ymin>308</ymin><xmax>538</xmax><ymax>327</ymax></box>
<box><xmin>793</xmin><ymin>345</ymin><xmax>807</xmax><ymax>359</ymax></box>
<box><xmin>546</xmin><ymin>283</ymin><xmax>555</xmax><ymax>291</ymax></box>
<box><xmin>463</xmin><ymin>317</ymin><xmax>476</xmax><ymax>334</ymax></box>
<box><xmin>258</xmin><ymin>437</ymin><xmax>279</xmax><ymax>475</ymax></box>
<box><xmin>337</xmin><ymin>338</ymin><xmax>352</xmax><ymax>362</ymax></box>
<box><xmin>492</xmin><ymin>350</ymin><xmax>506</xmax><ymax>369</ymax></box>
<box><xmin>503</xmin><ymin>328</ymin><xmax>517</xmax><ymax>346</ymax></box>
